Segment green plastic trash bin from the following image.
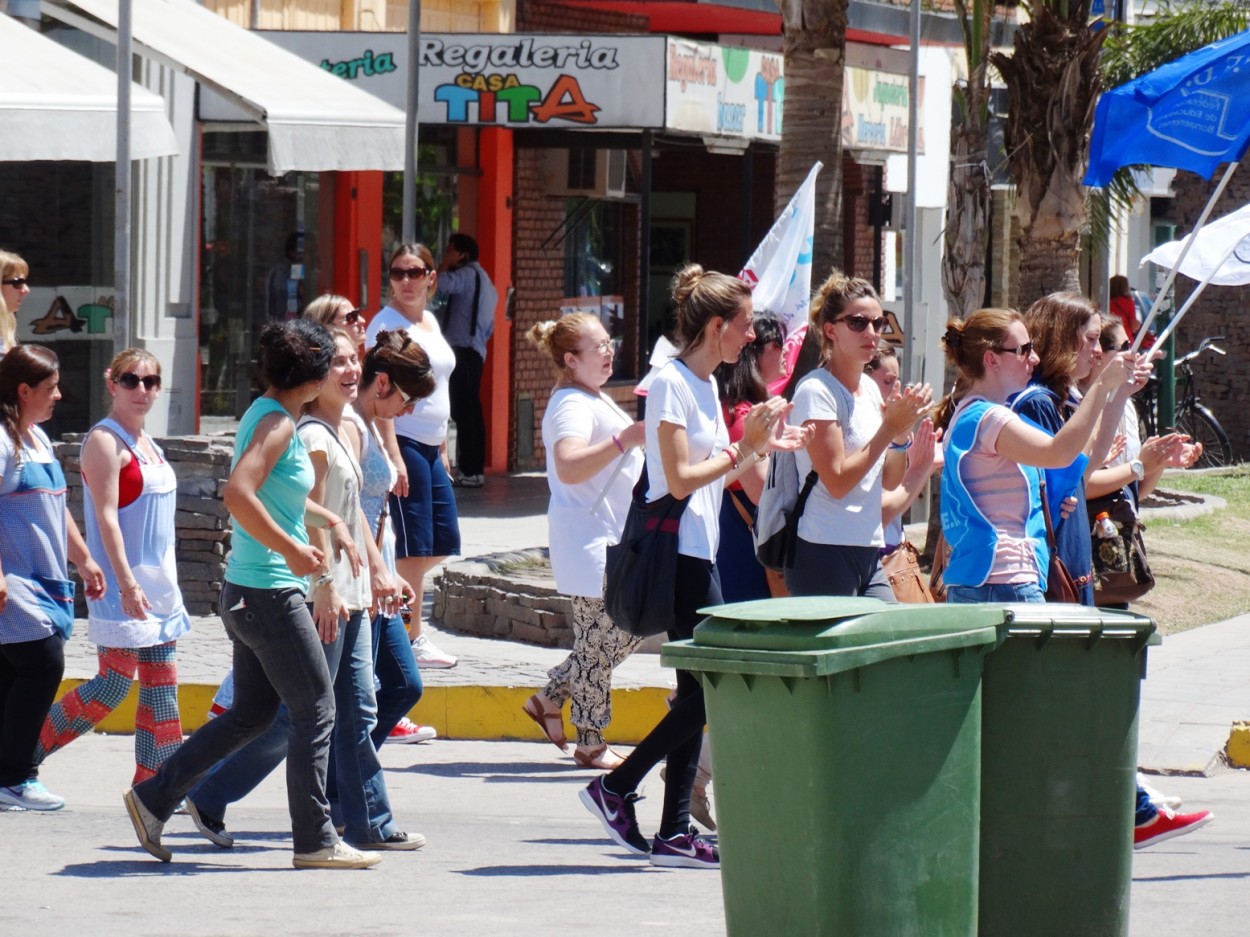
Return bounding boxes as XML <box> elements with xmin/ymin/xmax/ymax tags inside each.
<box><xmin>978</xmin><ymin>604</ymin><xmax>1157</xmax><ymax>937</ymax></box>
<box><xmin>662</xmin><ymin>596</ymin><xmax>1005</xmax><ymax>937</ymax></box>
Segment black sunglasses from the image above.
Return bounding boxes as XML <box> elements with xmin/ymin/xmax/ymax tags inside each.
<box><xmin>389</xmin><ymin>267</ymin><xmax>430</xmax><ymax>281</ymax></box>
<box><xmin>114</xmin><ymin>372</ymin><xmax>162</xmax><ymax>390</ymax></box>
<box><xmin>995</xmin><ymin>342</ymin><xmax>1035</xmax><ymax>359</ymax></box>
<box><xmin>343</xmin><ymin>308</ymin><xmax>364</xmax><ymax>325</ymax></box>
<box><xmin>2</xmin><ymin>277</ymin><xmax>28</xmax><ymax>288</ymax></box>
<box><xmin>836</xmin><ymin>315</ymin><xmax>888</xmax><ymax>334</ymax></box>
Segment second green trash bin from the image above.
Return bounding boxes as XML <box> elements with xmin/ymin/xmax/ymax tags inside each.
<box><xmin>663</xmin><ymin>596</ymin><xmax>1005</xmax><ymax>937</ymax></box>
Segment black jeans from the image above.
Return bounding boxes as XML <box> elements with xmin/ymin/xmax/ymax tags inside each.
<box><xmin>0</xmin><ymin>634</ymin><xmax>65</xmax><ymax>787</ymax></box>
<box><xmin>605</xmin><ymin>554</ymin><xmax>721</xmax><ymax>838</ymax></box>
<box><xmin>449</xmin><ymin>345</ymin><xmax>486</xmax><ymax>476</ymax></box>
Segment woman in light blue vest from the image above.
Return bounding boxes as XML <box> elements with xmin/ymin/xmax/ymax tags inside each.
<box><xmin>934</xmin><ymin>308</ymin><xmax>1133</xmax><ymax>603</ymax></box>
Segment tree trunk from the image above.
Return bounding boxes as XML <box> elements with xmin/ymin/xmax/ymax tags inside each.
<box><xmin>777</xmin><ymin>0</ymin><xmax>849</xmax><ymax>278</ymax></box>
<box><xmin>941</xmin><ymin>93</ymin><xmax>991</xmax><ymax>320</ymax></box>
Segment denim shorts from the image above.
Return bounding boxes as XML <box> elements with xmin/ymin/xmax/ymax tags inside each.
<box><xmin>946</xmin><ymin>582</ymin><xmax>1045</xmax><ymax>604</ymax></box>
<box><xmin>389</xmin><ymin>435</ymin><xmax>461</xmax><ymax>558</ymax></box>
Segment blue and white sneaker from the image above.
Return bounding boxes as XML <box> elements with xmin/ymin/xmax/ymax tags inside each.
<box><xmin>649</xmin><ymin>828</ymin><xmax>720</xmax><ymax>869</ymax></box>
<box><xmin>0</xmin><ymin>779</ymin><xmax>66</xmax><ymax>811</ymax></box>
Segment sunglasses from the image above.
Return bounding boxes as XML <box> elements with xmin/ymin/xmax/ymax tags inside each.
<box><xmin>389</xmin><ymin>267</ymin><xmax>430</xmax><ymax>282</ymax></box>
<box><xmin>836</xmin><ymin>315</ymin><xmax>888</xmax><ymax>334</ymax></box>
<box><xmin>392</xmin><ymin>384</ymin><xmax>414</xmax><ymax>406</ymax></box>
<box><xmin>114</xmin><ymin>372</ymin><xmax>162</xmax><ymax>390</ymax></box>
<box><xmin>996</xmin><ymin>342</ymin><xmax>1035</xmax><ymax>359</ymax></box>
<box><xmin>2</xmin><ymin>277</ymin><xmax>28</xmax><ymax>288</ymax></box>
<box><xmin>342</xmin><ymin>308</ymin><xmax>364</xmax><ymax>325</ymax></box>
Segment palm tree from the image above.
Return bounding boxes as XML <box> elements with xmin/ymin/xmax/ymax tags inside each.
<box><xmin>991</xmin><ymin>0</ymin><xmax>1108</xmax><ymax>307</ymax></box>
<box><xmin>776</xmin><ymin>0</ymin><xmax>850</xmax><ymax>277</ymax></box>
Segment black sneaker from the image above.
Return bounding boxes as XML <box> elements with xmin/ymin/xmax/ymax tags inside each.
<box><xmin>186</xmin><ymin>798</ymin><xmax>233</xmax><ymax>849</ymax></box>
<box><xmin>357</xmin><ymin>831</ymin><xmax>427</xmax><ymax>851</ymax></box>
<box><xmin>579</xmin><ymin>776</ymin><xmax>649</xmax><ymax>855</ymax></box>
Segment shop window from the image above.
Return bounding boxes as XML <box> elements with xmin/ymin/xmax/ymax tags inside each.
<box><xmin>380</xmin><ymin>128</ymin><xmax>460</xmax><ymax>286</ymax></box>
<box><xmin>199</xmin><ymin>131</ymin><xmax>325</xmax><ymax>417</ymax></box>
<box><xmin>561</xmin><ymin>200</ymin><xmax>633</xmax><ymax>381</ymax></box>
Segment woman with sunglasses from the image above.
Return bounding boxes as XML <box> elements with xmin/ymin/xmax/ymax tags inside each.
<box><xmin>35</xmin><ymin>350</ymin><xmax>191</xmax><ymax>786</ymax></box>
<box><xmin>521</xmin><ymin>312</ymin><xmax>645</xmax><ymax>771</ymax></box>
<box><xmin>933</xmin><ymin>308</ymin><xmax>1135</xmax><ymax>604</ymax></box>
<box><xmin>306</xmin><ymin>293</ymin><xmax>368</xmax><ymax>348</ymax></box>
<box><xmin>346</xmin><ymin>330</ymin><xmax>439</xmax><ymax>746</ymax></box>
<box><xmin>364</xmin><ymin>243</ymin><xmax>459</xmax><ymax>670</ymax></box>
<box><xmin>0</xmin><ymin>249</ymin><xmax>31</xmax><ymax>354</ymax></box>
<box><xmin>0</xmin><ymin>345</ymin><xmax>105</xmax><ymax>811</ymax></box>
<box><xmin>783</xmin><ymin>272</ymin><xmax>932</xmax><ymax>599</ymax></box>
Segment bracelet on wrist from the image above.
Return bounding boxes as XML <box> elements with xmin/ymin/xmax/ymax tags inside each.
<box><xmin>888</xmin><ymin>437</ymin><xmax>913</xmax><ymax>452</ymax></box>
<box><xmin>314</xmin><ymin>572</ymin><xmax>334</xmax><ymax>587</ymax></box>
<box><xmin>611</xmin><ymin>434</ymin><xmax>625</xmax><ymax>454</ymax></box>
<box><xmin>723</xmin><ymin>445</ymin><xmax>740</xmax><ymax>471</ymax></box>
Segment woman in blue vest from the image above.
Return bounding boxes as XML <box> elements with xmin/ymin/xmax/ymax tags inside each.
<box><xmin>934</xmin><ymin>308</ymin><xmax>1134</xmax><ymax>603</ymax></box>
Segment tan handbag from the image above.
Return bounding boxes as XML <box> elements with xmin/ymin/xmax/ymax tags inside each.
<box><xmin>881</xmin><ymin>540</ymin><xmax>935</xmax><ymax>604</ymax></box>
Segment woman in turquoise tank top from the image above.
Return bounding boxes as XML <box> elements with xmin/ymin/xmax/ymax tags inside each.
<box><xmin>122</xmin><ymin>320</ymin><xmax>380</xmax><ymax>870</ymax></box>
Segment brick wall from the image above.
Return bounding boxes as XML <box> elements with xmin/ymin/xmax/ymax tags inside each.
<box><xmin>521</xmin><ymin>0</ymin><xmax>649</xmax><ymax>31</ymax></box>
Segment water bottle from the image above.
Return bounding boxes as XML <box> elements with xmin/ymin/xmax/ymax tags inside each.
<box><xmin>1092</xmin><ymin>511</ymin><xmax>1128</xmax><ymax>573</ymax></box>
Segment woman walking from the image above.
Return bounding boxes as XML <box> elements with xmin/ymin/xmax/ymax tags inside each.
<box><xmin>0</xmin><ymin>345</ymin><xmax>105</xmax><ymax>810</ymax></box>
<box><xmin>364</xmin><ymin>243</ymin><xmax>459</xmax><ymax>669</ymax></box>
<box><xmin>521</xmin><ymin>312</ymin><xmax>645</xmax><ymax>770</ymax></box>
<box><xmin>0</xmin><ymin>250</ymin><xmax>30</xmax><ymax>354</ymax></box>
<box><xmin>785</xmin><ymin>273</ymin><xmax>931</xmax><ymax>598</ymax></box>
<box><xmin>580</xmin><ymin>265</ymin><xmax>809</xmax><ymax>868</ymax></box>
<box><xmin>123</xmin><ymin>319</ymin><xmax>379</xmax><ymax>869</ymax></box>
<box><xmin>36</xmin><ymin>349</ymin><xmax>191</xmax><ymax>785</ymax></box>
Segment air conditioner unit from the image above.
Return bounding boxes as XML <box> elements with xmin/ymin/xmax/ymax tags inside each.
<box><xmin>540</xmin><ymin>148</ymin><xmax>628</xmax><ymax>199</ymax></box>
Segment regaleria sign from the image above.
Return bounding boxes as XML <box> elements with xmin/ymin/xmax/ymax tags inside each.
<box><xmin>664</xmin><ymin>39</ymin><xmax>783</xmax><ymax>142</ymax></box>
<box><xmin>200</xmin><ymin>32</ymin><xmax>668</xmax><ymax>129</ymax></box>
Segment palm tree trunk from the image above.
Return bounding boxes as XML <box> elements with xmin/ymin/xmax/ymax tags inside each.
<box><xmin>777</xmin><ymin>0</ymin><xmax>849</xmax><ymax>277</ymax></box>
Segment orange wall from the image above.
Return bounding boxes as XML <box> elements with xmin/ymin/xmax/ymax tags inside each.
<box><xmin>474</xmin><ymin>128</ymin><xmax>514</xmax><ymax>474</ymax></box>
<box><xmin>331</xmin><ymin>172</ymin><xmax>384</xmax><ymax>313</ymax></box>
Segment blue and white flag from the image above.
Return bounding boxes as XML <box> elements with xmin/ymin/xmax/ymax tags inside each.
<box><xmin>738</xmin><ymin>162</ymin><xmax>821</xmax><ymax>335</ymax></box>
<box><xmin>1085</xmin><ymin>29</ymin><xmax>1250</xmax><ymax>187</ymax></box>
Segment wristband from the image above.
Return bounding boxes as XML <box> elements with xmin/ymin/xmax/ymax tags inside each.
<box><xmin>612</xmin><ymin>434</ymin><xmax>625</xmax><ymax>454</ymax></box>
<box><xmin>888</xmin><ymin>438</ymin><xmax>913</xmax><ymax>452</ymax></box>
<box><xmin>314</xmin><ymin>572</ymin><xmax>334</xmax><ymax>587</ymax></box>
<box><xmin>723</xmin><ymin>446</ymin><xmax>740</xmax><ymax>470</ymax></box>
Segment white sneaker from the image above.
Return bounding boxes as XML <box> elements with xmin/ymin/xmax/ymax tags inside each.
<box><xmin>0</xmin><ymin>779</ymin><xmax>65</xmax><ymax>812</ymax></box>
<box><xmin>411</xmin><ymin>633</ymin><xmax>457</xmax><ymax>669</ymax></box>
<box><xmin>293</xmin><ymin>840</ymin><xmax>382</xmax><ymax>869</ymax></box>
<box><xmin>388</xmin><ymin>717</ymin><xmax>437</xmax><ymax>744</ymax></box>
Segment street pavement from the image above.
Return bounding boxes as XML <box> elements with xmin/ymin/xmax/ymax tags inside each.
<box><xmin>12</xmin><ymin>470</ymin><xmax>1250</xmax><ymax>936</ymax></box>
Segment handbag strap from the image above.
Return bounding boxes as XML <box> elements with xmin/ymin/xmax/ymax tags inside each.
<box><xmin>728</xmin><ymin>488</ymin><xmax>755</xmax><ymax>530</ymax></box>
<box><xmin>374</xmin><ymin>499</ymin><xmax>390</xmax><ymax>549</ymax></box>
<box><xmin>1039</xmin><ymin>478</ymin><xmax>1059</xmax><ymax>551</ymax></box>
<box><xmin>794</xmin><ymin>470</ymin><xmax>819</xmax><ymax>520</ymax></box>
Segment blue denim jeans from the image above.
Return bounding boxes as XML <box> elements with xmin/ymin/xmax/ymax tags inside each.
<box><xmin>137</xmin><ymin>583</ymin><xmax>336</xmax><ymax>854</ymax></box>
<box><xmin>945</xmin><ymin>582</ymin><xmax>1046</xmax><ymax>604</ymax></box>
<box><xmin>190</xmin><ymin>608</ymin><xmax>399</xmax><ymax>845</ymax></box>
<box><xmin>371</xmin><ymin>611</ymin><xmax>423</xmax><ymax>746</ymax></box>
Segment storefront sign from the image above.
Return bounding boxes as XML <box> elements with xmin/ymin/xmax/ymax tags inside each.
<box><xmin>665</xmin><ymin>39</ymin><xmax>783</xmax><ymax>142</ymax></box>
<box><xmin>200</xmin><ymin>32</ymin><xmax>667</xmax><ymax>129</ymax></box>
<box><xmin>842</xmin><ymin>65</ymin><xmax>925</xmax><ymax>156</ymax></box>
<box><xmin>17</xmin><ymin>289</ymin><xmax>114</xmax><ymax>342</ymax></box>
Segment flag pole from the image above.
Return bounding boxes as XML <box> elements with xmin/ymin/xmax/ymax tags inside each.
<box><xmin>1131</xmin><ymin>160</ymin><xmax>1240</xmax><ymax>353</ymax></box>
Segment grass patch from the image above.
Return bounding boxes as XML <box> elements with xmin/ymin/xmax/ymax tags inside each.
<box><xmin>1132</xmin><ymin>467</ymin><xmax>1250</xmax><ymax>634</ymax></box>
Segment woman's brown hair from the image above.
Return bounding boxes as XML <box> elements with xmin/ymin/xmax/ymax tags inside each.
<box><xmin>387</xmin><ymin>243</ymin><xmax>437</xmax><ymax>304</ymax></box>
<box><xmin>809</xmin><ymin>270</ymin><xmax>879</xmax><ymax>364</ymax></box>
<box><xmin>932</xmin><ymin>308</ymin><xmax>1021</xmax><ymax>431</ymax></box>
<box><xmin>0</xmin><ymin>344</ymin><xmax>59</xmax><ymax>455</ymax></box>
<box><xmin>670</xmin><ymin>264</ymin><xmax>751</xmax><ymax>354</ymax></box>
<box><xmin>1021</xmin><ymin>292</ymin><xmax>1099</xmax><ymax>399</ymax></box>
<box><xmin>361</xmin><ymin>329</ymin><xmax>436</xmax><ymax>402</ymax></box>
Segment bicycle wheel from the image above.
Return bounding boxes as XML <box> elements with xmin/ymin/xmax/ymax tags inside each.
<box><xmin>1175</xmin><ymin>404</ymin><xmax>1233</xmax><ymax>468</ymax></box>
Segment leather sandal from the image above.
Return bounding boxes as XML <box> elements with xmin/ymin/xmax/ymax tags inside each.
<box><xmin>522</xmin><ymin>693</ymin><xmax>567</xmax><ymax>751</ymax></box>
<box><xmin>573</xmin><ymin>745</ymin><xmax>625</xmax><ymax>770</ymax></box>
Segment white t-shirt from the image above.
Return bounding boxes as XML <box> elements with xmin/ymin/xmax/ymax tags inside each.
<box><xmin>792</xmin><ymin>368</ymin><xmax>886</xmax><ymax>547</ymax></box>
<box><xmin>365</xmin><ymin>305</ymin><xmax>456</xmax><ymax>446</ymax></box>
<box><xmin>296</xmin><ymin>417</ymin><xmax>370</xmax><ymax>611</ymax></box>
<box><xmin>542</xmin><ymin>386</ymin><xmax>643</xmax><ymax>597</ymax></box>
<box><xmin>644</xmin><ymin>360</ymin><xmax>729</xmax><ymax>561</ymax></box>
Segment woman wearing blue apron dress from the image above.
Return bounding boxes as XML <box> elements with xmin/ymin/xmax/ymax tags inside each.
<box><xmin>0</xmin><ymin>345</ymin><xmax>105</xmax><ymax>811</ymax></box>
<box><xmin>37</xmin><ymin>349</ymin><xmax>192</xmax><ymax>786</ymax></box>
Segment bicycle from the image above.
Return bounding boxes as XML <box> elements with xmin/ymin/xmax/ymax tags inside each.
<box><xmin>1133</xmin><ymin>335</ymin><xmax>1234</xmax><ymax>469</ymax></box>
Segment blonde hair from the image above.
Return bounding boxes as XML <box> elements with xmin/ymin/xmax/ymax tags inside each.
<box><xmin>670</xmin><ymin>264</ymin><xmax>751</xmax><ymax>354</ymax></box>
<box><xmin>526</xmin><ymin>313</ymin><xmax>599</xmax><ymax>375</ymax></box>
<box><xmin>809</xmin><ymin>271</ymin><xmax>879</xmax><ymax>362</ymax></box>
<box><xmin>107</xmin><ymin>347</ymin><xmax>161</xmax><ymax>380</ymax></box>
<box><xmin>0</xmin><ymin>295</ymin><xmax>12</xmax><ymax>354</ymax></box>
<box><xmin>304</xmin><ymin>293</ymin><xmax>353</xmax><ymax>328</ymax></box>
<box><xmin>0</xmin><ymin>250</ymin><xmax>25</xmax><ymax>353</ymax></box>
<box><xmin>933</xmin><ymin>308</ymin><xmax>1022</xmax><ymax>431</ymax></box>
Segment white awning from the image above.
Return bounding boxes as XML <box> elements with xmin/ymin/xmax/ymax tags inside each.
<box><xmin>42</xmin><ymin>0</ymin><xmax>407</xmax><ymax>174</ymax></box>
<box><xmin>0</xmin><ymin>14</ymin><xmax>178</xmax><ymax>161</ymax></box>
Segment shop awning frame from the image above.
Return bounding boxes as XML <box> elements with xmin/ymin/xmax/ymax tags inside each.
<box><xmin>41</xmin><ymin>0</ymin><xmax>407</xmax><ymax>174</ymax></box>
<box><xmin>0</xmin><ymin>13</ymin><xmax>178</xmax><ymax>162</ymax></box>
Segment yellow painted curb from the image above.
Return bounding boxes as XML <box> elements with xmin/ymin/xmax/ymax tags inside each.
<box><xmin>54</xmin><ymin>679</ymin><xmax>673</xmax><ymax>744</ymax></box>
<box><xmin>1226</xmin><ymin>720</ymin><xmax>1250</xmax><ymax>768</ymax></box>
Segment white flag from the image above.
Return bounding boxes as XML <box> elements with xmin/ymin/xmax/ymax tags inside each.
<box><xmin>738</xmin><ymin>162</ymin><xmax>822</xmax><ymax>335</ymax></box>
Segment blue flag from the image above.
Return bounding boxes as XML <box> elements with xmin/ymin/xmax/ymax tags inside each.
<box><xmin>1085</xmin><ymin>29</ymin><xmax>1250</xmax><ymax>187</ymax></box>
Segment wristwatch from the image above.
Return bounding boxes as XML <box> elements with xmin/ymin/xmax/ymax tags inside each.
<box><xmin>1129</xmin><ymin>458</ymin><xmax>1145</xmax><ymax>481</ymax></box>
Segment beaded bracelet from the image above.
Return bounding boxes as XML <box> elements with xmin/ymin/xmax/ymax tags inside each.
<box><xmin>888</xmin><ymin>437</ymin><xmax>913</xmax><ymax>452</ymax></box>
<box><xmin>612</xmin><ymin>434</ymin><xmax>624</xmax><ymax>454</ymax></box>
<box><xmin>723</xmin><ymin>445</ymin><xmax>740</xmax><ymax>470</ymax></box>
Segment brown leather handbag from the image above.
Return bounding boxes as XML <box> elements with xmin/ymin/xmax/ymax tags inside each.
<box><xmin>880</xmin><ymin>540</ymin><xmax>934</xmax><ymax>603</ymax></box>
<box><xmin>1040</xmin><ymin>481</ymin><xmax>1080</xmax><ymax>604</ymax></box>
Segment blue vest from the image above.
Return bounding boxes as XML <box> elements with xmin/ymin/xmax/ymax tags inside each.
<box><xmin>941</xmin><ymin>398</ymin><xmax>1050</xmax><ymax>588</ymax></box>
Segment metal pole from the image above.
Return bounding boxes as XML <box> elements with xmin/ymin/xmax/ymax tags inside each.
<box><xmin>114</xmin><ymin>0</ymin><xmax>132</xmax><ymax>354</ymax></box>
<box><xmin>903</xmin><ymin>0</ymin><xmax>920</xmax><ymax>383</ymax></box>
<box><xmin>402</xmin><ymin>0</ymin><xmax>422</xmax><ymax>242</ymax></box>
<box><xmin>638</xmin><ymin>131</ymin><xmax>653</xmax><ymax>419</ymax></box>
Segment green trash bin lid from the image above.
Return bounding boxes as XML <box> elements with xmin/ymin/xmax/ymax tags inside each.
<box><xmin>661</xmin><ymin>597</ymin><xmax>1004</xmax><ymax>679</ymax></box>
<box><xmin>991</xmin><ymin>603</ymin><xmax>1158</xmax><ymax>651</ymax></box>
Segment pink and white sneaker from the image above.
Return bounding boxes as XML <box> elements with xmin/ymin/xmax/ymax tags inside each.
<box><xmin>388</xmin><ymin>717</ymin><xmax>437</xmax><ymax>744</ymax></box>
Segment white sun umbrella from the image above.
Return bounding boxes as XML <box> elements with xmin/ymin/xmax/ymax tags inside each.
<box><xmin>1139</xmin><ymin>201</ymin><xmax>1250</xmax><ymax>346</ymax></box>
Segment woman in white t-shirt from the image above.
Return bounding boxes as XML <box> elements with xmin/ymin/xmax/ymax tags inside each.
<box><xmin>580</xmin><ymin>265</ymin><xmax>810</xmax><ymax>870</ymax></box>
<box><xmin>364</xmin><ymin>243</ymin><xmax>460</xmax><ymax>669</ymax></box>
<box><xmin>786</xmin><ymin>273</ymin><xmax>932</xmax><ymax>598</ymax></box>
<box><xmin>521</xmin><ymin>313</ymin><xmax>645</xmax><ymax>770</ymax></box>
